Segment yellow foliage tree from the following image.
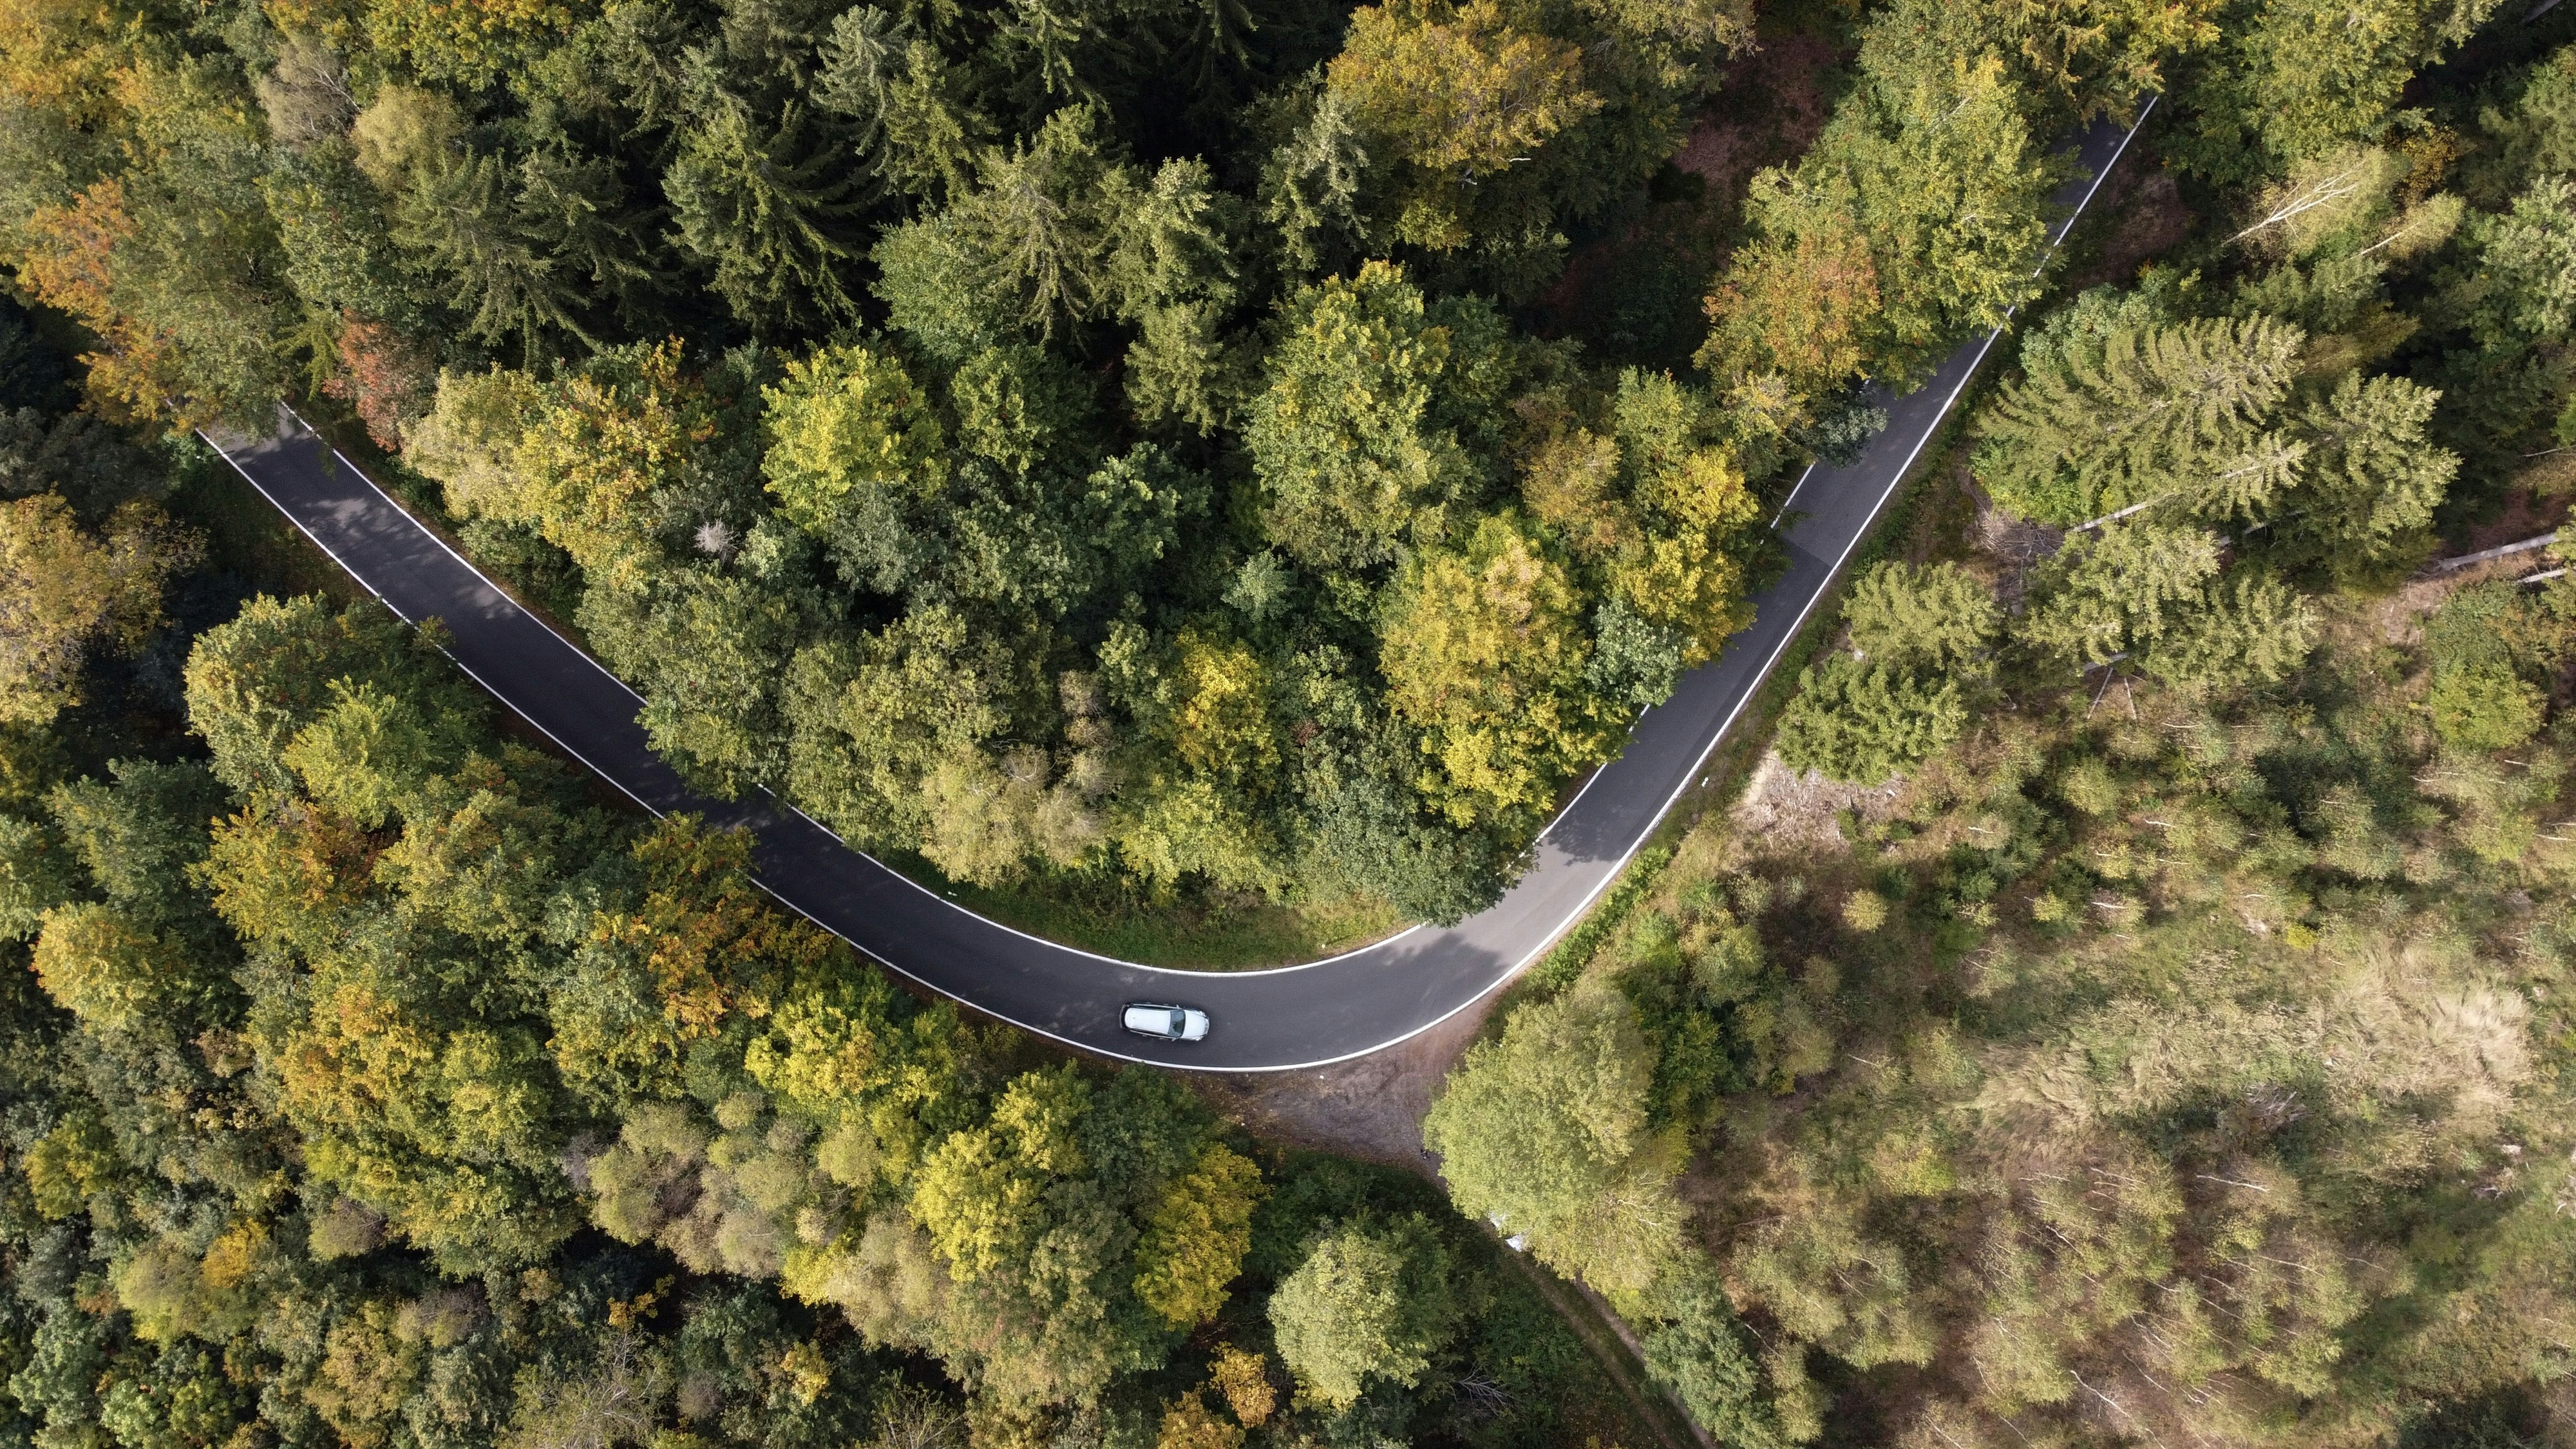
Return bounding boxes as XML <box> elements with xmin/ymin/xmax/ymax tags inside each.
<box><xmin>264</xmin><ymin>965</ymin><xmax>578</xmax><ymax>1269</ymax></box>
<box><xmin>1208</xmin><ymin>1346</ymin><xmax>1276</xmax><ymax>1426</ymax></box>
<box><xmin>761</xmin><ymin>343</ymin><xmax>947</xmax><ymax>533</ymax></box>
<box><xmin>31</xmin><ymin>903</ymin><xmax>172</xmax><ymax>1034</ymax></box>
<box><xmin>203</xmin><ymin>800</ymin><xmax>380</xmax><ymax>954</ymax></box>
<box><xmin>361</xmin><ymin>0</ymin><xmax>589</xmax><ymax>88</ymax></box>
<box><xmin>0</xmin><ymin>495</ymin><xmax>197</xmax><ymax>725</ymax></box>
<box><xmin>1612</xmin><ymin>448</ymin><xmax>1761</xmax><ymax>664</ymax></box>
<box><xmin>512</xmin><ymin>345</ymin><xmax>705</xmax><ymax>589</ymax></box>
<box><xmin>1696</xmin><ymin>173</ymin><xmax>1884</xmax><ymax>399</ymax></box>
<box><xmin>1133</xmin><ymin>1143</ymin><xmax>1267</xmax><ymax>1325</ymax></box>
<box><xmin>404</xmin><ymin>366</ymin><xmax>547</xmax><ymax>520</ymax></box>
<box><xmin>1379</xmin><ymin>513</ymin><xmax>1613</xmax><ymax>826</ymax></box>
<box><xmin>0</xmin><ymin>0</ymin><xmax>134</xmax><ymax>126</ymax></box>
<box><xmin>743</xmin><ymin>984</ymin><xmax>898</xmax><ymax>1122</ymax></box>
<box><xmin>580</xmin><ymin>817</ymin><xmax>837</xmax><ymax>1051</ymax></box>
<box><xmin>1107</xmin><ymin>773</ymin><xmax>1283</xmax><ymax>895</ymax></box>
<box><xmin>21</xmin><ymin>1112</ymin><xmax>120</xmax><ymax>1219</ymax></box>
<box><xmin>910</xmin><ymin>1068</ymin><xmax>1090</xmax><ymax>1278</ymax></box>
<box><xmin>1329</xmin><ymin>0</ymin><xmax>1601</xmax><ymax>178</ymax></box>
<box><xmin>1170</xmin><ymin>633</ymin><xmax>1278</xmax><ymax>788</ymax></box>
<box><xmin>1155</xmin><ymin>1393</ymin><xmax>1244</xmax><ymax>1449</ymax></box>
<box><xmin>1519</xmin><ymin>425</ymin><xmax>1633</xmax><ymax>562</ymax></box>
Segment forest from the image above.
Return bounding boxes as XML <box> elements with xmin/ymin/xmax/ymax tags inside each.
<box><xmin>0</xmin><ymin>0</ymin><xmax>1795</xmax><ymax>933</ymax></box>
<box><xmin>0</xmin><ymin>0</ymin><xmax>2197</xmax><ymax>939</ymax></box>
<box><xmin>0</xmin><ymin>395</ymin><xmax>1654</xmax><ymax>1444</ymax></box>
<box><xmin>1421</xmin><ymin>11</ymin><xmax>2576</xmax><ymax>1449</ymax></box>
<box><xmin>2</xmin><ymin>0</ymin><xmax>2575</xmax><ymax>1436</ymax></box>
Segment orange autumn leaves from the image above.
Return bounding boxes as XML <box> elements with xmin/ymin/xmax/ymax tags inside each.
<box><xmin>589</xmin><ymin>817</ymin><xmax>840</xmax><ymax>1045</ymax></box>
<box><xmin>17</xmin><ymin>180</ymin><xmax>187</xmax><ymax>425</ymax></box>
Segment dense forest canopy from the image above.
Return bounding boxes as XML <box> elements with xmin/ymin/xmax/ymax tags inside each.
<box><xmin>0</xmin><ymin>572</ymin><xmax>1649</xmax><ymax>1446</ymax></box>
<box><xmin>0</xmin><ymin>0</ymin><xmax>1788</xmax><ymax>925</ymax></box>
<box><xmin>1423</xmin><ymin>10</ymin><xmax>2576</xmax><ymax>1448</ymax></box>
<box><xmin>5</xmin><ymin>0</ymin><xmax>2576</xmax><ymax>1437</ymax></box>
<box><xmin>0</xmin><ymin>0</ymin><xmax>2409</xmax><ymax>928</ymax></box>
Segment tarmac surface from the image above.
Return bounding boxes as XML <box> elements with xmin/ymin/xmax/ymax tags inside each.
<box><xmin>206</xmin><ymin>109</ymin><xmax>2146</xmax><ymax>1071</ymax></box>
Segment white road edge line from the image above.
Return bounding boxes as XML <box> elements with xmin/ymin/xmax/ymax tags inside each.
<box><xmin>269</xmin><ymin>406</ymin><xmax>1434</xmax><ymax>982</ymax></box>
<box><xmin>1206</xmin><ymin>102</ymin><xmax>2160</xmax><ymax>1071</ymax></box>
<box><xmin>206</xmin><ymin>108</ymin><xmax>2150</xmax><ymax>1073</ymax></box>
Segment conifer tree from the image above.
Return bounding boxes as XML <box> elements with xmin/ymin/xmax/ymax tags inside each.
<box><xmin>2275</xmin><ymin>370</ymin><xmax>2455</xmax><ymax>576</ymax></box>
<box><xmin>665</xmin><ymin>95</ymin><xmax>867</xmax><ymax>329</ymax></box>
<box><xmin>1774</xmin><ymin>658</ymin><xmax>1967</xmax><ymax>784</ymax></box>
<box><xmin>2139</xmin><ymin>570</ymin><xmax>2319</xmax><ymax>690</ymax></box>
<box><xmin>1258</xmin><ymin>88</ymin><xmax>1370</xmax><ymax>280</ymax></box>
<box><xmin>1844</xmin><ymin>560</ymin><xmax>2002</xmax><ymax>674</ymax></box>
<box><xmin>1772</xmin><ymin>562</ymin><xmax>1998</xmax><ymax>782</ymax></box>
<box><xmin>395</xmin><ymin>152</ymin><xmax>598</xmax><ymax>363</ymax></box>
<box><xmin>1643</xmin><ymin>1275</ymin><xmax>1794</xmax><ymax>1449</ymax></box>
<box><xmin>1978</xmin><ymin>316</ymin><xmax>2306</xmax><ymax>525</ymax></box>
<box><xmin>2020</xmin><ymin>520</ymin><xmax>2224</xmax><ymax>665</ymax></box>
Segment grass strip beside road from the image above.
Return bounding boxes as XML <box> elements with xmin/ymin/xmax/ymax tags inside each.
<box><xmin>1526</xmin><ymin>844</ymin><xmax>1673</xmax><ymax>994</ymax></box>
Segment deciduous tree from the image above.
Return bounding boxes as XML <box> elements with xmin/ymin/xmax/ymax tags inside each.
<box><xmin>1133</xmin><ymin>1143</ymin><xmax>1265</xmax><ymax>1326</ymax></box>
<box><xmin>1423</xmin><ymin>985</ymin><xmax>1684</xmax><ymax>1300</ymax></box>
<box><xmin>1267</xmin><ymin>1213</ymin><xmax>1456</xmax><ymax>1407</ymax></box>
<box><xmin>1327</xmin><ymin>0</ymin><xmax>1600</xmax><ymax>178</ymax></box>
<box><xmin>1245</xmin><ymin>261</ymin><xmax>1470</xmax><ymax>569</ymax></box>
<box><xmin>0</xmin><ymin>495</ymin><xmax>198</xmax><ymax>726</ymax></box>
<box><xmin>1379</xmin><ymin>513</ymin><xmax>1609</xmax><ymax>828</ymax></box>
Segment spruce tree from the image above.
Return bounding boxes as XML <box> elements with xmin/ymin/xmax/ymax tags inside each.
<box><xmin>1774</xmin><ymin>657</ymin><xmax>1967</xmax><ymax>784</ymax></box>
<box><xmin>2141</xmin><ymin>571</ymin><xmax>2320</xmax><ymax>691</ymax></box>
<box><xmin>1844</xmin><ymin>560</ymin><xmax>2001</xmax><ymax>674</ymax></box>
<box><xmin>1978</xmin><ymin>315</ymin><xmax>2306</xmax><ymax>524</ymax></box>
<box><xmin>2276</xmin><ymin>370</ymin><xmax>2456</xmax><ymax>576</ymax></box>
<box><xmin>664</xmin><ymin>95</ymin><xmax>867</xmax><ymax>330</ymax></box>
<box><xmin>2020</xmin><ymin>520</ymin><xmax>2224</xmax><ymax>665</ymax></box>
<box><xmin>395</xmin><ymin>152</ymin><xmax>597</xmax><ymax>363</ymax></box>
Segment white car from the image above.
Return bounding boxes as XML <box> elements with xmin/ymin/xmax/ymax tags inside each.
<box><xmin>1122</xmin><ymin>1003</ymin><xmax>1211</xmax><ymax>1041</ymax></box>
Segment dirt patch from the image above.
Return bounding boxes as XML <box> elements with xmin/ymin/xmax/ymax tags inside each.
<box><xmin>1672</xmin><ymin>31</ymin><xmax>1839</xmax><ymax>209</ymax></box>
<box><xmin>2459</xmin><ymin>484</ymin><xmax>2570</xmax><ymax>553</ymax></box>
<box><xmin>1188</xmin><ymin>988</ymin><xmax>1502</xmax><ymax>1170</ymax></box>
<box><xmin>2050</xmin><ymin>127</ymin><xmax>2195</xmax><ymax>296</ymax></box>
<box><xmin>2094</xmin><ymin>171</ymin><xmax>2192</xmax><ymax>282</ymax></box>
<box><xmin>2517</xmin><ymin>448</ymin><xmax>2576</xmax><ymax>500</ymax></box>
<box><xmin>2376</xmin><ymin>544</ymin><xmax>2568</xmax><ymax>647</ymax></box>
<box><xmin>1730</xmin><ymin>750</ymin><xmax>1902</xmax><ymax>849</ymax></box>
<box><xmin>1976</xmin><ymin>499</ymin><xmax>2065</xmax><ymax>609</ymax></box>
<box><xmin>1524</xmin><ymin>28</ymin><xmax>1843</xmax><ymax>359</ymax></box>
<box><xmin>2060</xmin><ymin>139</ymin><xmax>2193</xmax><ymax>293</ymax></box>
<box><xmin>2382</xmin><ymin>577</ymin><xmax>2453</xmax><ymax>645</ymax></box>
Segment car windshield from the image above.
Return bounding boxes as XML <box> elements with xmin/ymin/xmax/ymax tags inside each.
<box><xmin>1168</xmin><ymin>1009</ymin><xmax>1186</xmax><ymax>1033</ymax></box>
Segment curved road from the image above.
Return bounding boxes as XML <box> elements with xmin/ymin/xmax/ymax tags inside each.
<box><xmin>205</xmin><ymin>111</ymin><xmax>2145</xmax><ymax>1072</ymax></box>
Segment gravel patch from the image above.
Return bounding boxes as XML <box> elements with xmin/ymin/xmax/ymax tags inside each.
<box><xmin>1186</xmin><ymin>989</ymin><xmax>1502</xmax><ymax>1171</ymax></box>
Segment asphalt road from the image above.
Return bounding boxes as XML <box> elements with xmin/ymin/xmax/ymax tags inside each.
<box><xmin>204</xmin><ymin>110</ymin><xmax>2145</xmax><ymax>1072</ymax></box>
